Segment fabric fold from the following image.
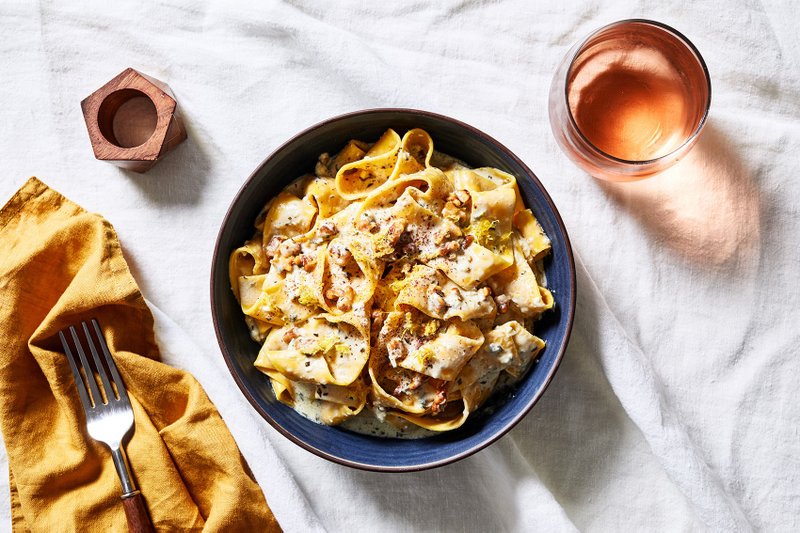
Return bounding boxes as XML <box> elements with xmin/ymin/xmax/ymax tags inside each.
<box><xmin>0</xmin><ymin>177</ymin><xmax>280</xmax><ymax>532</ymax></box>
<box><xmin>573</xmin><ymin>251</ymin><xmax>751</xmax><ymax>531</ymax></box>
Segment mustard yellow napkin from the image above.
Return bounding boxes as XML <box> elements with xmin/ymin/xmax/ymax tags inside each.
<box><xmin>0</xmin><ymin>178</ymin><xmax>280</xmax><ymax>532</ymax></box>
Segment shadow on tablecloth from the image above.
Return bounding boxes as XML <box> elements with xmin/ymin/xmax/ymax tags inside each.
<box><xmin>597</xmin><ymin>123</ymin><xmax>761</xmax><ymax>271</ymax></box>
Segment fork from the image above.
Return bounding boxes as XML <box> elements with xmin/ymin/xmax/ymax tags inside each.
<box><xmin>59</xmin><ymin>319</ymin><xmax>154</xmax><ymax>533</ymax></box>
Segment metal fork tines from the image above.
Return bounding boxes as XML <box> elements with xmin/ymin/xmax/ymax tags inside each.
<box><xmin>59</xmin><ymin>319</ymin><xmax>139</xmax><ymax>498</ymax></box>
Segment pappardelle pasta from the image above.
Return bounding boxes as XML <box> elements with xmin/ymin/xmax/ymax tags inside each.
<box><xmin>230</xmin><ymin>128</ymin><xmax>553</xmax><ymax>437</ymax></box>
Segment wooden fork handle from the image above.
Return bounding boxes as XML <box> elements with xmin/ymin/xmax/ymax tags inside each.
<box><xmin>122</xmin><ymin>491</ymin><xmax>154</xmax><ymax>533</ymax></box>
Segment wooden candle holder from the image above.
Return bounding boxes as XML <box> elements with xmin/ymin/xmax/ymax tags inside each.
<box><xmin>81</xmin><ymin>68</ymin><xmax>187</xmax><ymax>173</ymax></box>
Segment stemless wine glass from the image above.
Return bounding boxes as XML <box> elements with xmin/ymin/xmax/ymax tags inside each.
<box><xmin>549</xmin><ymin>19</ymin><xmax>711</xmax><ymax>181</ymax></box>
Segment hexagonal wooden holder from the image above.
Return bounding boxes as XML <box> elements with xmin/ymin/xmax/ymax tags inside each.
<box><xmin>81</xmin><ymin>68</ymin><xmax>187</xmax><ymax>173</ymax></box>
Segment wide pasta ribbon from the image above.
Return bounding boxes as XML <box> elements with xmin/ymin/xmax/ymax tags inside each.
<box><xmin>390</xmin><ymin>320</ymin><xmax>545</xmax><ymax>432</ymax></box>
<box><xmin>335</xmin><ymin>129</ymin><xmax>402</xmax><ymax>199</ymax></box>
<box><xmin>488</xmin><ymin>236</ymin><xmax>554</xmax><ymax>317</ymax></box>
<box><xmin>335</xmin><ymin>129</ymin><xmax>435</xmax><ymax>200</ymax></box>
<box><xmin>256</xmin><ymin>312</ymin><xmax>369</xmax><ymax>387</ymax></box>
<box><xmin>393</xmin><ymin>264</ymin><xmax>496</xmax><ymax>321</ymax></box>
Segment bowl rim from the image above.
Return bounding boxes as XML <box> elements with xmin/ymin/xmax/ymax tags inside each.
<box><xmin>210</xmin><ymin>107</ymin><xmax>577</xmax><ymax>472</ymax></box>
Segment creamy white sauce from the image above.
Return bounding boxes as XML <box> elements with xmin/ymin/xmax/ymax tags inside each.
<box><xmin>290</xmin><ymin>382</ymin><xmax>326</xmax><ymax>424</ymax></box>
<box><xmin>340</xmin><ymin>409</ymin><xmax>437</xmax><ymax>440</ymax></box>
<box><xmin>291</xmin><ymin>374</ymin><xmax>537</xmax><ymax>440</ymax></box>
<box><xmin>291</xmin><ymin>381</ymin><xmax>437</xmax><ymax>439</ymax></box>
<box><xmin>535</xmin><ymin>259</ymin><xmax>547</xmax><ymax>286</ymax></box>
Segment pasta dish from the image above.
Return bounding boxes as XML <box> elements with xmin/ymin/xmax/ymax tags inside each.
<box><xmin>229</xmin><ymin>128</ymin><xmax>553</xmax><ymax>437</ymax></box>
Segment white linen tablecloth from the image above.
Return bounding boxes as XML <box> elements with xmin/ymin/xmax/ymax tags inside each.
<box><xmin>1</xmin><ymin>1</ymin><xmax>798</xmax><ymax>531</ymax></box>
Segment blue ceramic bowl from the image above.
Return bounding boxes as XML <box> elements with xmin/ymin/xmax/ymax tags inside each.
<box><xmin>211</xmin><ymin>109</ymin><xmax>575</xmax><ymax>471</ymax></box>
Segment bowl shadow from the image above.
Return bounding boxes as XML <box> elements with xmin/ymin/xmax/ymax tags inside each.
<box><xmin>500</xmin><ymin>264</ymin><xmax>631</xmax><ymax>512</ymax></box>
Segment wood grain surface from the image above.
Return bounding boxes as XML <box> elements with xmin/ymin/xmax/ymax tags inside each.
<box><xmin>81</xmin><ymin>68</ymin><xmax>187</xmax><ymax>173</ymax></box>
<box><xmin>121</xmin><ymin>492</ymin><xmax>155</xmax><ymax>533</ymax></box>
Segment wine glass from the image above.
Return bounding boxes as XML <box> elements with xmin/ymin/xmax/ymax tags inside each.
<box><xmin>549</xmin><ymin>19</ymin><xmax>711</xmax><ymax>181</ymax></box>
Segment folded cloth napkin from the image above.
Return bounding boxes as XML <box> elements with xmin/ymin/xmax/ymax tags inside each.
<box><xmin>0</xmin><ymin>178</ymin><xmax>280</xmax><ymax>532</ymax></box>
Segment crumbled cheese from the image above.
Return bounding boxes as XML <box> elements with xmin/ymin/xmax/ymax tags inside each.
<box><xmin>423</xmin><ymin>319</ymin><xmax>440</xmax><ymax>337</ymax></box>
<box><xmin>415</xmin><ymin>347</ymin><xmax>435</xmax><ymax>368</ymax></box>
<box><xmin>297</xmin><ymin>334</ymin><xmax>338</xmax><ymax>356</ymax></box>
<box><xmin>467</xmin><ymin>218</ymin><xmax>511</xmax><ymax>253</ymax></box>
<box><xmin>296</xmin><ymin>285</ymin><xmax>318</xmax><ymax>307</ymax></box>
<box><xmin>335</xmin><ymin>343</ymin><xmax>351</xmax><ymax>357</ymax></box>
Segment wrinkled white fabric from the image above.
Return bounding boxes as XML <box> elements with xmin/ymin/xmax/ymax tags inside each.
<box><xmin>1</xmin><ymin>1</ymin><xmax>798</xmax><ymax>531</ymax></box>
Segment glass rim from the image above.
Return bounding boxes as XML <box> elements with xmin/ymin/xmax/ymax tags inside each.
<box><xmin>563</xmin><ymin>18</ymin><xmax>712</xmax><ymax>166</ymax></box>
